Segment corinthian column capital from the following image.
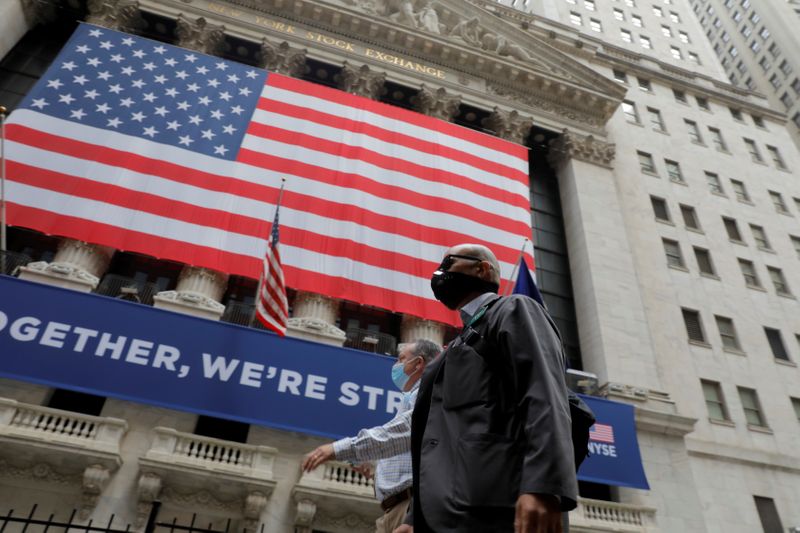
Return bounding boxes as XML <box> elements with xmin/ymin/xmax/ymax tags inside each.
<box><xmin>339</xmin><ymin>62</ymin><xmax>386</xmax><ymax>99</ymax></box>
<box><xmin>176</xmin><ymin>15</ymin><xmax>225</xmax><ymax>55</ymax></box>
<box><xmin>86</xmin><ymin>0</ymin><xmax>142</xmax><ymax>31</ymax></box>
<box><xmin>413</xmin><ymin>85</ymin><xmax>461</xmax><ymax>121</ymax></box>
<box><xmin>259</xmin><ymin>39</ymin><xmax>307</xmax><ymax>77</ymax></box>
<box><xmin>482</xmin><ymin>107</ymin><xmax>533</xmax><ymax>145</ymax></box>
<box><xmin>547</xmin><ymin>128</ymin><xmax>616</xmax><ymax>169</ymax></box>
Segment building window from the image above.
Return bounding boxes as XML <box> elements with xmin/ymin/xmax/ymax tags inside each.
<box><xmin>779</xmin><ymin>60</ymin><xmax>793</xmax><ymax>77</ymax></box>
<box><xmin>768</xmin><ymin>43</ymin><xmax>780</xmax><ymax>58</ymax></box>
<box><xmin>705</xmin><ymin>171</ymin><xmax>725</xmax><ymax>195</ymax></box>
<box><xmin>794</xmin><ymin>112</ymin><xmax>800</xmax><ymax>129</ymax></box>
<box><xmin>768</xmin><ymin>191</ymin><xmax>789</xmax><ymax>214</ymax></box>
<box><xmin>790</xmin><ymin>235</ymin><xmax>800</xmax><ymax>259</ymax></box>
<box><xmin>614</xmin><ymin>8</ymin><xmax>625</xmax><ymax>20</ymax></box>
<box><xmin>682</xmin><ymin>308</ymin><xmax>706</xmax><ymax>343</ymax></box>
<box><xmin>750</xmin><ymin>224</ymin><xmax>771</xmax><ymax>250</ymax></box>
<box><xmin>640</xmin><ymin>36</ymin><xmax>652</xmax><ymax>49</ymax></box>
<box><xmin>723</xmin><ymin>217</ymin><xmax>743</xmax><ymax>242</ymax></box>
<box><xmin>753</xmin><ymin>496</ymin><xmax>784</xmax><ymax>533</ymax></box>
<box><xmin>741</xmin><ymin>26</ymin><xmax>752</xmax><ymax>39</ymax></box>
<box><xmin>729</xmin><ymin>45</ymin><xmax>739</xmax><ymax>57</ymax></box>
<box><xmin>584</xmin><ymin>0</ymin><xmax>596</xmax><ymax>10</ymax></box>
<box><xmin>791</xmin><ymin>397</ymin><xmax>800</xmax><ymax>423</ymax></box>
<box><xmin>694</xmin><ymin>247</ymin><xmax>716</xmax><ymax>276</ymax></box>
<box><xmin>749</xmin><ymin>11</ymin><xmax>760</xmax><ymax>23</ymax></box>
<box><xmin>738</xmin><ymin>259</ymin><xmax>761</xmax><ymax>287</ymax></box>
<box><xmin>738</xmin><ymin>387</ymin><xmax>767</xmax><ymax>427</ymax></box>
<box><xmin>696</xmin><ymin>96</ymin><xmax>710</xmax><ymax>110</ymax></box>
<box><xmin>673</xmin><ymin>89</ymin><xmax>688</xmax><ymax>103</ymax></box>
<box><xmin>688</xmin><ymin>52</ymin><xmax>701</xmax><ymax>65</ymax></box>
<box><xmin>769</xmin><ymin>73</ymin><xmax>781</xmax><ymax>89</ymax></box>
<box><xmin>624</xmin><ymin>0</ymin><xmax>635</xmax><ymax>6</ymax></box>
<box><xmin>194</xmin><ymin>415</ymin><xmax>250</xmax><ymax>443</ymax></box>
<box><xmin>670</xmin><ymin>46</ymin><xmax>682</xmax><ymax>60</ymax></box>
<box><xmin>701</xmin><ymin>380</ymin><xmax>730</xmax><ymax>421</ymax></box>
<box><xmin>638</xmin><ymin>78</ymin><xmax>653</xmax><ymax>92</ymax></box>
<box><xmin>767</xmin><ymin>267</ymin><xmax>791</xmax><ymax>296</ymax></box>
<box><xmin>565</xmin><ymin>0</ymin><xmax>576</xmax><ymax>3</ymax></box>
<box><xmin>632</xmin><ymin>14</ymin><xmax>643</xmax><ymax>27</ymax></box>
<box><xmin>651</xmin><ymin>196</ymin><xmax>671</xmax><ymax>221</ymax></box>
<box><xmin>663</xmin><ymin>239</ymin><xmax>685</xmax><ymax>268</ymax></box>
<box><xmin>765</xmin><ymin>146</ymin><xmax>786</xmax><ymax>169</ymax></box>
<box><xmin>758</xmin><ymin>27</ymin><xmax>770</xmax><ymax>41</ymax></box>
<box><xmin>648</xmin><ymin>107</ymin><xmax>666</xmax><ymax>131</ymax></box>
<box><xmin>732</xmin><ymin>10</ymin><xmax>742</xmax><ymax>22</ymax></box>
<box><xmin>780</xmin><ymin>92</ymin><xmax>794</xmax><ymax>110</ymax></box>
<box><xmin>622</xmin><ymin>101</ymin><xmax>639</xmax><ymax>123</ymax></box>
<box><xmin>792</xmin><ymin>78</ymin><xmax>800</xmax><ymax>96</ymax></box>
<box><xmin>47</xmin><ymin>389</ymin><xmax>106</xmax><ymax>416</ymax></box>
<box><xmin>730</xmin><ymin>179</ymin><xmax>750</xmax><ymax>202</ymax></box>
<box><xmin>730</xmin><ymin>107</ymin><xmax>744</xmax><ymax>121</ymax></box>
<box><xmin>621</xmin><ymin>29</ymin><xmax>633</xmax><ymax>42</ymax></box>
<box><xmin>638</xmin><ymin>151</ymin><xmax>657</xmax><ymax>173</ymax></box>
<box><xmin>613</xmin><ymin>69</ymin><xmax>628</xmax><ymax>83</ymax></box>
<box><xmin>715</xmin><ymin>316</ymin><xmax>742</xmax><ymax>351</ymax></box>
<box><xmin>653</xmin><ymin>6</ymin><xmax>663</xmax><ymax>16</ymax></box>
<box><xmin>749</xmin><ymin>40</ymin><xmax>760</xmax><ymax>53</ymax></box>
<box><xmin>764</xmin><ymin>327</ymin><xmax>789</xmax><ymax>361</ymax></box>
<box><xmin>570</xmin><ymin>12</ymin><xmax>583</xmax><ymax>25</ymax></box>
<box><xmin>590</xmin><ymin>19</ymin><xmax>603</xmax><ymax>31</ymax></box>
<box><xmin>708</xmin><ymin>127</ymin><xmax>727</xmax><ymax>151</ymax></box>
<box><xmin>679</xmin><ymin>31</ymin><xmax>690</xmax><ymax>43</ymax></box>
<box><xmin>665</xmin><ymin>159</ymin><xmax>684</xmax><ymax>182</ymax></box>
<box><xmin>743</xmin><ymin>138</ymin><xmax>762</xmax><ymax>161</ymax></box>
<box><xmin>680</xmin><ymin>204</ymin><xmax>701</xmax><ymax>230</ymax></box>
<box><xmin>669</xmin><ymin>11</ymin><xmax>680</xmax><ymax>23</ymax></box>
<box><xmin>752</xmin><ymin>115</ymin><xmax>765</xmax><ymax>128</ymax></box>
<box><xmin>685</xmin><ymin>119</ymin><xmax>703</xmax><ymax>143</ymax></box>
<box><xmin>662</xmin><ymin>25</ymin><xmax>672</xmax><ymax>37</ymax></box>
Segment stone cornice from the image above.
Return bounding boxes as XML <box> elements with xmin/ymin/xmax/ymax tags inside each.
<box><xmin>139</xmin><ymin>0</ymin><xmax>622</xmax><ymax>133</ymax></box>
<box><xmin>635</xmin><ymin>407</ymin><xmax>697</xmax><ymax>437</ymax></box>
<box><xmin>548</xmin><ymin>129</ymin><xmax>616</xmax><ymax>169</ymax></box>
<box><xmin>686</xmin><ymin>437</ymin><xmax>800</xmax><ymax>474</ymax></box>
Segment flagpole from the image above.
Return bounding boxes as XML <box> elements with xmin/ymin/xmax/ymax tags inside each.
<box><xmin>251</xmin><ymin>178</ymin><xmax>286</xmax><ymax>327</ymax></box>
<box><xmin>504</xmin><ymin>238</ymin><xmax>529</xmax><ymax>296</ymax></box>
<box><xmin>0</xmin><ymin>105</ymin><xmax>7</xmax><ymax>256</ymax></box>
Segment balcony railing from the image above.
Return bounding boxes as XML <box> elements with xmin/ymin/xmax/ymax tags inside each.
<box><xmin>295</xmin><ymin>460</ymin><xmax>375</xmax><ymax>499</ymax></box>
<box><xmin>344</xmin><ymin>327</ymin><xmax>397</xmax><ymax>356</ymax></box>
<box><xmin>571</xmin><ymin>497</ymin><xmax>657</xmax><ymax>532</ymax></box>
<box><xmin>0</xmin><ymin>397</ymin><xmax>127</xmax><ymax>462</ymax></box>
<box><xmin>221</xmin><ymin>301</ymin><xmax>268</xmax><ymax>330</ymax></box>
<box><xmin>0</xmin><ymin>250</ymin><xmax>32</xmax><ymax>276</ymax></box>
<box><xmin>94</xmin><ymin>274</ymin><xmax>160</xmax><ymax>305</ymax></box>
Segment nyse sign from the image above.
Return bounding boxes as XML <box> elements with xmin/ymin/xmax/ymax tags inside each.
<box><xmin>205</xmin><ymin>1</ymin><xmax>447</xmax><ymax>79</ymax></box>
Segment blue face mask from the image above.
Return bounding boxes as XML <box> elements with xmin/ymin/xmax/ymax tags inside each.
<box><xmin>391</xmin><ymin>357</ymin><xmax>419</xmax><ymax>391</ymax></box>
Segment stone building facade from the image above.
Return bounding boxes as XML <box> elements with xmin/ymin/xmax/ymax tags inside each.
<box><xmin>0</xmin><ymin>0</ymin><xmax>799</xmax><ymax>531</ymax></box>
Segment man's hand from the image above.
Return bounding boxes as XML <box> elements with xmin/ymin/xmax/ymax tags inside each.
<box><xmin>301</xmin><ymin>444</ymin><xmax>335</xmax><ymax>472</ymax></box>
<box><xmin>351</xmin><ymin>462</ymin><xmax>374</xmax><ymax>479</ymax></box>
<box><xmin>392</xmin><ymin>526</ymin><xmax>413</xmax><ymax>533</ymax></box>
<box><xmin>514</xmin><ymin>493</ymin><xmax>561</xmax><ymax>533</ymax></box>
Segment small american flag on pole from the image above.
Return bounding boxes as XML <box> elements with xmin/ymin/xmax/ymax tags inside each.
<box><xmin>589</xmin><ymin>423</ymin><xmax>615</xmax><ymax>444</ymax></box>
<box><xmin>255</xmin><ymin>181</ymin><xmax>288</xmax><ymax>335</ymax></box>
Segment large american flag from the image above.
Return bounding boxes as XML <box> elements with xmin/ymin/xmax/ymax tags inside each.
<box><xmin>255</xmin><ymin>195</ymin><xmax>288</xmax><ymax>336</ymax></box>
<box><xmin>5</xmin><ymin>24</ymin><xmax>533</xmax><ymax>325</ymax></box>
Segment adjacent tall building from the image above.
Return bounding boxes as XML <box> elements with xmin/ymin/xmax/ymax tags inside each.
<box><xmin>0</xmin><ymin>0</ymin><xmax>798</xmax><ymax>532</ymax></box>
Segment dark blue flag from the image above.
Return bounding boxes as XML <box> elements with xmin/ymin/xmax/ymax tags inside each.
<box><xmin>512</xmin><ymin>257</ymin><xmax>545</xmax><ymax>308</ymax></box>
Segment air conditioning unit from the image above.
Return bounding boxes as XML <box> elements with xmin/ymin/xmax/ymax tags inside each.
<box><xmin>566</xmin><ymin>369</ymin><xmax>599</xmax><ymax>396</ymax></box>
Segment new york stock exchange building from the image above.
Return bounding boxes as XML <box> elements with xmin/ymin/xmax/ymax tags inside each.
<box><xmin>1</xmin><ymin>0</ymin><xmax>799</xmax><ymax>531</ymax></box>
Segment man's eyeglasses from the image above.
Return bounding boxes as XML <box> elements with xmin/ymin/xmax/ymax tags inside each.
<box><xmin>437</xmin><ymin>254</ymin><xmax>483</xmax><ymax>271</ymax></box>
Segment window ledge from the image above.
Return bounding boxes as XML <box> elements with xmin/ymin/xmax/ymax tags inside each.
<box><xmin>711</xmin><ymin>191</ymin><xmax>728</xmax><ymax>198</ymax></box>
<box><xmin>642</xmin><ymin>170</ymin><xmax>659</xmax><ymax>177</ymax></box>
<box><xmin>653</xmin><ymin>128</ymin><xmax>670</xmax><ymax>135</ymax></box>
<box><xmin>686</xmin><ymin>227</ymin><xmax>704</xmax><ymax>234</ymax></box>
<box><xmin>709</xmin><ymin>418</ymin><xmax>735</xmax><ymax>427</ymax></box>
<box><xmin>737</xmin><ymin>199</ymin><xmax>755</xmax><ymax>206</ymax></box>
<box><xmin>715</xmin><ymin>148</ymin><xmax>731</xmax><ymax>154</ymax></box>
<box><xmin>745</xmin><ymin>284</ymin><xmax>767</xmax><ymax>292</ymax></box>
<box><xmin>668</xmin><ymin>264</ymin><xmax>690</xmax><ymax>272</ymax></box>
<box><xmin>691</xmin><ymin>140</ymin><xmax>707</xmax><ymax>147</ymax></box>
<box><xmin>777</xmin><ymin>292</ymin><xmax>796</xmax><ymax>299</ymax></box>
<box><xmin>756</xmin><ymin>246</ymin><xmax>775</xmax><ymax>254</ymax></box>
<box><xmin>699</xmin><ymin>272</ymin><xmax>719</xmax><ymax>280</ymax></box>
<box><xmin>655</xmin><ymin>218</ymin><xmax>675</xmax><ymax>226</ymax></box>
<box><xmin>751</xmin><ymin>159</ymin><xmax>768</xmax><ymax>166</ymax></box>
<box><xmin>670</xmin><ymin>178</ymin><xmax>688</xmax><ymax>186</ymax></box>
<box><xmin>688</xmin><ymin>340</ymin><xmax>712</xmax><ymax>348</ymax></box>
<box><xmin>746</xmin><ymin>424</ymin><xmax>773</xmax><ymax>434</ymax></box>
<box><xmin>626</xmin><ymin>120</ymin><xmax>644</xmax><ymax>127</ymax></box>
<box><xmin>723</xmin><ymin>347</ymin><xmax>746</xmax><ymax>356</ymax></box>
<box><xmin>776</xmin><ymin>210</ymin><xmax>793</xmax><ymax>216</ymax></box>
<box><xmin>729</xmin><ymin>239</ymin><xmax>747</xmax><ymax>246</ymax></box>
<box><xmin>776</xmin><ymin>166</ymin><xmax>791</xmax><ymax>173</ymax></box>
<box><xmin>774</xmin><ymin>358</ymin><xmax>797</xmax><ymax>367</ymax></box>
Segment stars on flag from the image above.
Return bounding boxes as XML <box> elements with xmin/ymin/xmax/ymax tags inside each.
<box><xmin>21</xmin><ymin>24</ymin><xmax>267</xmax><ymax>160</ymax></box>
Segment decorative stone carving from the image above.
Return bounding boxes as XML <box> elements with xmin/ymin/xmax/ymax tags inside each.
<box><xmin>412</xmin><ymin>84</ymin><xmax>461</xmax><ymax>121</ymax></box>
<box><xmin>294</xmin><ymin>499</ymin><xmax>317</xmax><ymax>529</ymax></box>
<box><xmin>135</xmin><ymin>472</ymin><xmax>163</xmax><ymax>526</ymax></box>
<box><xmin>485</xmin><ymin>83</ymin><xmax>603</xmax><ymax>129</ymax></box>
<box><xmin>176</xmin><ymin>16</ymin><xmax>225</xmax><ymax>55</ymax></box>
<box><xmin>20</xmin><ymin>0</ymin><xmax>58</xmax><ymax>26</ymax></box>
<box><xmin>448</xmin><ymin>16</ymin><xmax>482</xmax><ymax>47</ymax></box>
<box><xmin>243</xmin><ymin>491</ymin><xmax>269</xmax><ymax>530</ymax></box>
<box><xmin>80</xmin><ymin>464</ymin><xmax>110</xmax><ymax>519</ymax></box>
<box><xmin>341</xmin><ymin>0</ymin><xmax>384</xmax><ymax>16</ymax></box>
<box><xmin>339</xmin><ymin>62</ymin><xmax>386</xmax><ymax>99</ymax></box>
<box><xmin>0</xmin><ymin>459</ymin><xmax>78</xmax><ymax>486</ymax></box>
<box><xmin>259</xmin><ymin>39</ymin><xmax>307</xmax><ymax>77</ymax></box>
<box><xmin>287</xmin><ymin>292</ymin><xmax>346</xmax><ymax>346</ymax></box>
<box><xmin>161</xmin><ymin>487</ymin><xmax>240</xmax><ymax>511</ymax></box>
<box><xmin>314</xmin><ymin>511</ymin><xmax>375</xmax><ymax>532</ymax></box>
<box><xmin>480</xmin><ymin>32</ymin><xmax>531</xmax><ymax>62</ymax></box>
<box><xmin>482</xmin><ymin>107</ymin><xmax>532</xmax><ymax>145</ymax></box>
<box><xmin>417</xmin><ymin>2</ymin><xmax>442</xmax><ymax>34</ymax></box>
<box><xmin>86</xmin><ymin>0</ymin><xmax>143</xmax><ymax>31</ymax></box>
<box><xmin>153</xmin><ymin>265</ymin><xmax>228</xmax><ymax>320</ymax></box>
<box><xmin>400</xmin><ymin>315</ymin><xmax>445</xmax><ymax>346</ymax></box>
<box><xmin>547</xmin><ymin>129</ymin><xmax>616</xmax><ymax>169</ymax></box>
<box><xmin>19</xmin><ymin>239</ymin><xmax>114</xmax><ymax>292</ymax></box>
<box><xmin>388</xmin><ymin>0</ymin><xmax>417</xmax><ymax>28</ymax></box>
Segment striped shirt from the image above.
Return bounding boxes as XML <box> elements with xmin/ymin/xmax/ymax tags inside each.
<box><xmin>332</xmin><ymin>384</ymin><xmax>417</xmax><ymax>502</ymax></box>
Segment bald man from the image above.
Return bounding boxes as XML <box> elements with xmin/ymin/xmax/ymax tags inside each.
<box><xmin>396</xmin><ymin>244</ymin><xmax>577</xmax><ymax>533</ymax></box>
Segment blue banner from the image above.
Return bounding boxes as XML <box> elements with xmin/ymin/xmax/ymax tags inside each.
<box><xmin>0</xmin><ymin>275</ymin><xmax>648</xmax><ymax>489</ymax></box>
<box><xmin>578</xmin><ymin>395</ymin><xmax>650</xmax><ymax>489</ymax></box>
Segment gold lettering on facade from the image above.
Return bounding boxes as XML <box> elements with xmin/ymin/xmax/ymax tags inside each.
<box><xmin>364</xmin><ymin>49</ymin><xmax>445</xmax><ymax>79</ymax></box>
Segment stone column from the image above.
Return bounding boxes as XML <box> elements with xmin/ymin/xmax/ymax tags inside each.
<box><xmin>175</xmin><ymin>15</ymin><xmax>225</xmax><ymax>56</ymax></box>
<box><xmin>412</xmin><ymin>85</ymin><xmax>461</xmax><ymax>121</ymax></box>
<box><xmin>482</xmin><ymin>107</ymin><xmax>533</xmax><ymax>145</ymax></box>
<box><xmin>259</xmin><ymin>38</ymin><xmax>307</xmax><ymax>77</ymax></box>
<box><xmin>547</xmin><ymin>129</ymin><xmax>664</xmax><ymax>393</ymax></box>
<box><xmin>85</xmin><ymin>0</ymin><xmax>142</xmax><ymax>31</ymax></box>
<box><xmin>1</xmin><ymin>0</ymin><xmax>43</xmax><ymax>60</ymax></box>
<box><xmin>338</xmin><ymin>62</ymin><xmax>386</xmax><ymax>99</ymax></box>
<box><xmin>153</xmin><ymin>265</ymin><xmax>228</xmax><ymax>320</ymax></box>
<box><xmin>287</xmin><ymin>292</ymin><xmax>346</xmax><ymax>346</ymax></box>
<box><xmin>19</xmin><ymin>239</ymin><xmax>114</xmax><ymax>292</ymax></box>
<box><xmin>400</xmin><ymin>315</ymin><xmax>445</xmax><ymax>347</ymax></box>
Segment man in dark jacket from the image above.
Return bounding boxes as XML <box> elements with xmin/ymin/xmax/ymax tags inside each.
<box><xmin>395</xmin><ymin>244</ymin><xmax>577</xmax><ymax>533</ymax></box>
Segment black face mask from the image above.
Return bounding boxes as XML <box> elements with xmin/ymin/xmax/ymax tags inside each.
<box><xmin>430</xmin><ymin>270</ymin><xmax>499</xmax><ymax>310</ymax></box>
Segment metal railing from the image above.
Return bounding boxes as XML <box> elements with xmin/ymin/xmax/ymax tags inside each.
<box><xmin>94</xmin><ymin>274</ymin><xmax>159</xmax><ymax>305</ymax></box>
<box><xmin>221</xmin><ymin>301</ymin><xmax>269</xmax><ymax>330</ymax></box>
<box><xmin>0</xmin><ymin>250</ymin><xmax>32</xmax><ymax>276</ymax></box>
<box><xmin>344</xmin><ymin>327</ymin><xmax>397</xmax><ymax>355</ymax></box>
